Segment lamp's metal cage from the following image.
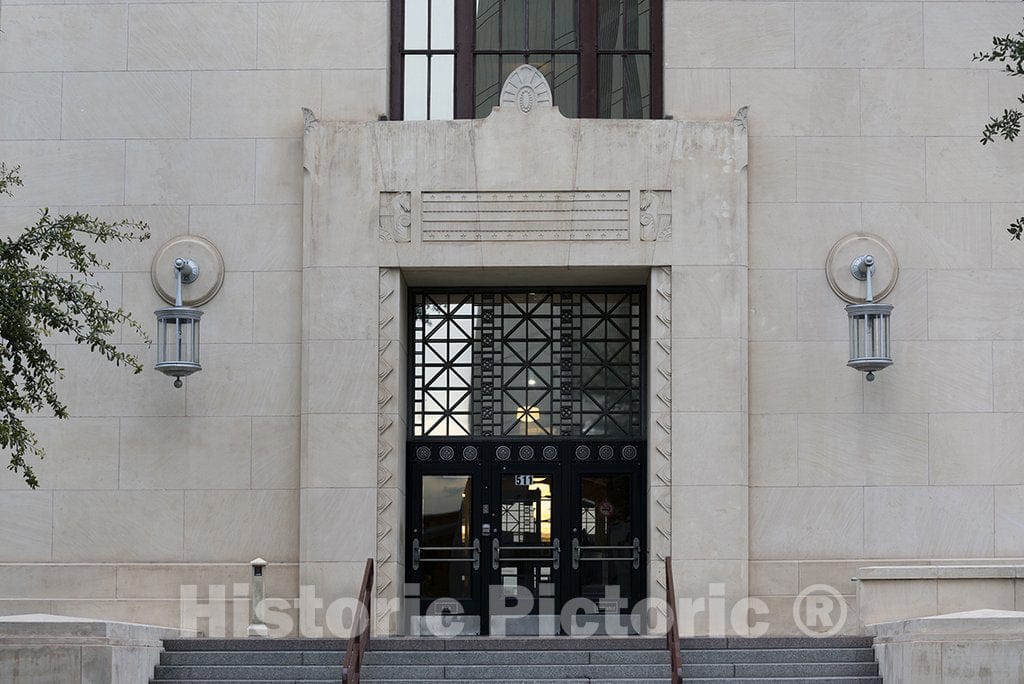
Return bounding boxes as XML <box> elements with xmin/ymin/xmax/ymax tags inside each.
<box><xmin>155</xmin><ymin>306</ymin><xmax>203</xmax><ymax>387</ymax></box>
<box><xmin>845</xmin><ymin>302</ymin><xmax>892</xmax><ymax>380</ymax></box>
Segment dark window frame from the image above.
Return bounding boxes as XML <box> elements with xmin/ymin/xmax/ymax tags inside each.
<box><xmin>407</xmin><ymin>286</ymin><xmax>647</xmax><ymax>441</ymax></box>
<box><xmin>390</xmin><ymin>0</ymin><xmax>663</xmax><ymax>120</ymax></box>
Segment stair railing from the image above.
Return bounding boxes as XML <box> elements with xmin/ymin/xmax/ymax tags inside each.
<box><xmin>341</xmin><ymin>557</ymin><xmax>374</xmax><ymax>683</ymax></box>
<box><xmin>665</xmin><ymin>556</ymin><xmax>682</xmax><ymax>684</ymax></box>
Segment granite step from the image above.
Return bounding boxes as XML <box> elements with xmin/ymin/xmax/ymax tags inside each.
<box><xmin>681</xmin><ymin>679</ymin><xmax>882</xmax><ymax>684</ymax></box>
<box><xmin>679</xmin><ymin>647</ymin><xmax>876</xmax><ymax>664</ymax></box>
<box><xmin>160</xmin><ymin>651</ymin><xmax>342</xmax><ymax>665</ymax></box>
<box><xmin>153</xmin><ymin>665</ymin><xmax>343</xmax><ymax>680</ymax></box>
<box><xmin>153</xmin><ymin>635</ymin><xmax>880</xmax><ymax>683</ymax></box>
<box><xmin>162</xmin><ymin>638</ymin><xmax>347</xmax><ymax>651</ymax></box>
<box><xmin>361</xmin><ymin>663</ymin><xmax>672</xmax><ymax>678</ymax></box>
<box><xmin>680</xmin><ymin>636</ymin><xmax>875</xmax><ymax>650</ymax></box>
<box><xmin>362</xmin><ymin>649</ymin><xmax>669</xmax><ymax>665</ymax></box>
<box><xmin>369</xmin><ymin>636</ymin><xmax>666</xmax><ymax>650</ymax></box>
<box><xmin>678</xmin><ymin>661</ymin><xmax>878</xmax><ymax>678</ymax></box>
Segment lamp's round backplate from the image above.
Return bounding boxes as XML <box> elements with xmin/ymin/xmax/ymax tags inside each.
<box><xmin>150</xmin><ymin>235</ymin><xmax>225</xmax><ymax>306</ymax></box>
<box><xmin>826</xmin><ymin>233</ymin><xmax>899</xmax><ymax>304</ymax></box>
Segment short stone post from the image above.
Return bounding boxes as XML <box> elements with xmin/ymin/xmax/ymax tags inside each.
<box><xmin>247</xmin><ymin>558</ymin><xmax>269</xmax><ymax>637</ymax></box>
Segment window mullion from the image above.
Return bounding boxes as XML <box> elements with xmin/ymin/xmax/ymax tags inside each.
<box><xmin>578</xmin><ymin>0</ymin><xmax>597</xmax><ymax>118</ymax></box>
<box><xmin>454</xmin><ymin>0</ymin><xmax>475</xmax><ymax>118</ymax></box>
<box><xmin>390</xmin><ymin>0</ymin><xmax>406</xmax><ymax>120</ymax></box>
<box><xmin>650</xmin><ymin>0</ymin><xmax>664</xmax><ymax>118</ymax></box>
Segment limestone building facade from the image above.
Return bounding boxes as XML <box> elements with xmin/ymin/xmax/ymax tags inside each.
<box><xmin>1</xmin><ymin>0</ymin><xmax>1023</xmax><ymax>636</ymax></box>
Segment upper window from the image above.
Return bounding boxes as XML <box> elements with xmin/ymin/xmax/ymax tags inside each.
<box><xmin>410</xmin><ymin>289</ymin><xmax>644</xmax><ymax>438</ymax></box>
<box><xmin>391</xmin><ymin>0</ymin><xmax>663</xmax><ymax>120</ymax></box>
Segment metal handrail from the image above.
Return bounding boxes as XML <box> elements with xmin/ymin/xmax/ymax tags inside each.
<box><xmin>665</xmin><ymin>556</ymin><xmax>682</xmax><ymax>684</ymax></box>
<box><xmin>341</xmin><ymin>558</ymin><xmax>374</xmax><ymax>683</ymax></box>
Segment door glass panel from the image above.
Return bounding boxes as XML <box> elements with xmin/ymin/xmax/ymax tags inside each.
<box><xmin>499</xmin><ymin>473</ymin><xmax>554</xmax><ymax>601</ymax></box>
<box><xmin>421</xmin><ymin>475</ymin><xmax>473</xmax><ymax>600</ymax></box>
<box><xmin>578</xmin><ymin>474</ymin><xmax>632</xmax><ymax>605</ymax></box>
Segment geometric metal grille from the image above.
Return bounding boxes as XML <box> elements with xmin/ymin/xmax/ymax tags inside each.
<box><xmin>411</xmin><ymin>288</ymin><xmax>643</xmax><ymax>437</ymax></box>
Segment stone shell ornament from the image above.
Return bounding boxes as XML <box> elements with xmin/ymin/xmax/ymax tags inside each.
<box><xmin>500</xmin><ymin>65</ymin><xmax>553</xmax><ymax>113</ymax></box>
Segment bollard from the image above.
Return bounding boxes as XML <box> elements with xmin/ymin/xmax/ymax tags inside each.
<box><xmin>247</xmin><ymin>558</ymin><xmax>269</xmax><ymax>637</ymax></box>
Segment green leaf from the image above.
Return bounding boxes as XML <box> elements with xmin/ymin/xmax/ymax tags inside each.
<box><xmin>0</xmin><ymin>164</ymin><xmax>150</xmax><ymax>488</ymax></box>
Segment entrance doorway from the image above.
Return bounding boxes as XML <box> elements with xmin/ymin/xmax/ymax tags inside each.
<box><xmin>408</xmin><ymin>442</ymin><xmax>645</xmax><ymax>635</ymax></box>
<box><xmin>404</xmin><ymin>288</ymin><xmax>647</xmax><ymax>635</ymax></box>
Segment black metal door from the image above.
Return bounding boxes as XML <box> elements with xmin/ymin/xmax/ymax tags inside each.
<box><xmin>487</xmin><ymin>458</ymin><xmax>564</xmax><ymax>635</ymax></box>
<box><xmin>406</xmin><ymin>459</ymin><xmax>485</xmax><ymax>636</ymax></box>
<box><xmin>406</xmin><ymin>440</ymin><xmax>647</xmax><ymax>636</ymax></box>
<box><xmin>568</xmin><ymin>458</ymin><xmax>646</xmax><ymax>635</ymax></box>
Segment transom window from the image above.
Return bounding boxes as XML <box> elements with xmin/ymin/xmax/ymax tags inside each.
<box><xmin>410</xmin><ymin>289</ymin><xmax>644</xmax><ymax>438</ymax></box>
<box><xmin>391</xmin><ymin>0</ymin><xmax>663</xmax><ymax>120</ymax></box>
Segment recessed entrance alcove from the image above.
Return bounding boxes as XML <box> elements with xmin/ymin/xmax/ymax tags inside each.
<box><xmin>301</xmin><ymin>66</ymin><xmax>749</xmax><ymax>635</ymax></box>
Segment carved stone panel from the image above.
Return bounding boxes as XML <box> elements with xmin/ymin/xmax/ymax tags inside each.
<box><xmin>421</xmin><ymin>191</ymin><xmax>630</xmax><ymax>241</ymax></box>
<box><xmin>376</xmin><ymin>267</ymin><xmax>403</xmax><ymax>634</ymax></box>
<box><xmin>379</xmin><ymin>192</ymin><xmax>412</xmax><ymax>242</ymax></box>
<box><xmin>639</xmin><ymin>190</ymin><xmax>672</xmax><ymax>241</ymax></box>
<box><xmin>649</xmin><ymin>266</ymin><xmax>672</xmax><ymax>583</ymax></box>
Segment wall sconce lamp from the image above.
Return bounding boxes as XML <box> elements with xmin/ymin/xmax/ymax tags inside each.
<box><xmin>827</xmin><ymin>234</ymin><xmax>899</xmax><ymax>382</ymax></box>
<box><xmin>154</xmin><ymin>258</ymin><xmax>203</xmax><ymax>387</ymax></box>
<box><xmin>150</xmin><ymin>236</ymin><xmax>224</xmax><ymax>388</ymax></box>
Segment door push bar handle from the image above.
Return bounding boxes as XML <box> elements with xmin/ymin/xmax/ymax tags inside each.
<box><xmin>572</xmin><ymin>537</ymin><xmax>642</xmax><ymax>570</ymax></box>
<box><xmin>492</xmin><ymin>538</ymin><xmax>561</xmax><ymax>570</ymax></box>
<box><xmin>412</xmin><ymin>538</ymin><xmax>481</xmax><ymax>571</ymax></box>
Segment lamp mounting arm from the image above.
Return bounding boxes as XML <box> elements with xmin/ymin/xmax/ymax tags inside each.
<box><xmin>850</xmin><ymin>254</ymin><xmax>875</xmax><ymax>303</ymax></box>
<box><xmin>173</xmin><ymin>258</ymin><xmax>199</xmax><ymax>307</ymax></box>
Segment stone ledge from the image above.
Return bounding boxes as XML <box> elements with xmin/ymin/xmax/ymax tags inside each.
<box><xmin>870</xmin><ymin>609</ymin><xmax>1024</xmax><ymax>641</ymax></box>
<box><xmin>0</xmin><ymin>613</ymin><xmax>192</xmax><ymax>645</ymax></box>
<box><xmin>0</xmin><ymin>614</ymin><xmax>195</xmax><ymax>683</ymax></box>
<box><xmin>869</xmin><ymin>610</ymin><xmax>1024</xmax><ymax>683</ymax></box>
<box><xmin>857</xmin><ymin>564</ymin><xmax>1024</xmax><ymax>581</ymax></box>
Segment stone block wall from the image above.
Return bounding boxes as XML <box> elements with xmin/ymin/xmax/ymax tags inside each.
<box><xmin>1</xmin><ymin>0</ymin><xmax>1023</xmax><ymax>636</ymax></box>
<box><xmin>662</xmin><ymin>2</ymin><xmax>1024</xmax><ymax>633</ymax></box>
<box><xmin>0</xmin><ymin>0</ymin><xmax>390</xmax><ymax>629</ymax></box>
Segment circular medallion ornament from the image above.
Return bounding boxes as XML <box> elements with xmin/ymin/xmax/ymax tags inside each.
<box><xmin>543</xmin><ymin>446</ymin><xmax>558</xmax><ymax>460</ymax></box>
<box><xmin>622</xmin><ymin>445</ymin><xmax>638</xmax><ymax>461</ymax></box>
<box><xmin>575</xmin><ymin>445</ymin><xmax>591</xmax><ymax>460</ymax></box>
<box><xmin>519</xmin><ymin>445</ymin><xmax>535</xmax><ymax>460</ymax></box>
<box><xmin>496</xmin><ymin>445</ymin><xmax>511</xmax><ymax>461</ymax></box>
<box><xmin>439</xmin><ymin>446</ymin><xmax>455</xmax><ymax>461</ymax></box>
<box><xmin>462</xmin><ymin>446</ymin><xmax>478</xmax><ymax>461</ymax></box>
<box><xmin>415</xmin><ymin>446</ymin><xmax>431</xmax><ymax>461</ymax></box>
<box><xmin>599</xmin><ymin>445</ymin><xmax>614</xmax><ymax>460</ymax></box>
